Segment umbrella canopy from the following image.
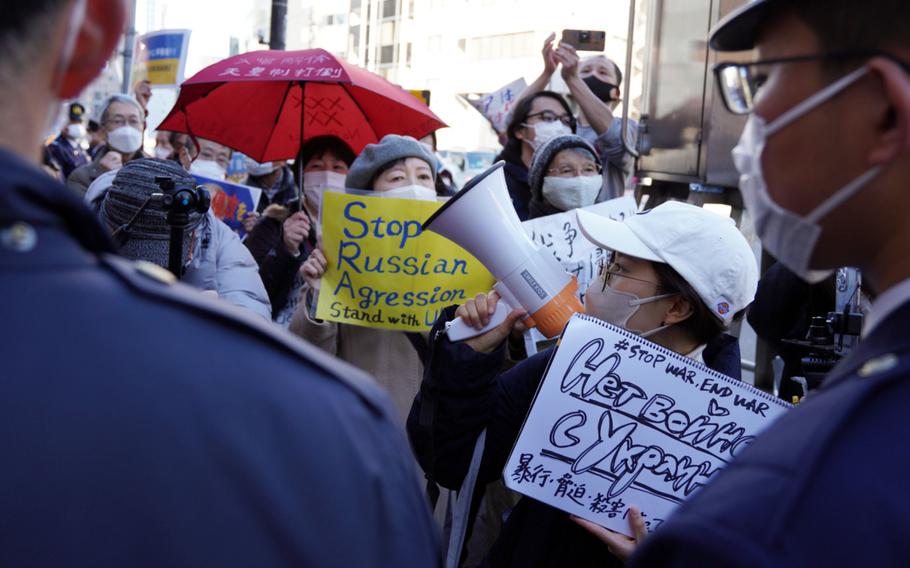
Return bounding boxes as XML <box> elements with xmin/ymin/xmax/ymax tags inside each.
<box><xmin>158</xmin><ymin>49</ymin><xmax>446</xmax><ymax>161</ymax></box>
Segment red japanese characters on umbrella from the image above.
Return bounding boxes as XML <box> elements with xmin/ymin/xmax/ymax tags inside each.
<box><xmin>158</xmin><ymin>49</ymin><xmax>446</xmax><ymax>163</ymax></box>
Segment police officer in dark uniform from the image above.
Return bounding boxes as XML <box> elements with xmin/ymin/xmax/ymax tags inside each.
<box><xmin>46</xmin><ymin>102</ymin><xmax>89</xmax><ymax>179</ymax></box>
<box><xmin>1</xmin><ymin>2</ymin><xmax>440</xmax><ymax>566</ymax></box>
<box><xmin>619</xmin><ymin>0</ymin><xmax>910</xmax><ymax>565</ymax></box>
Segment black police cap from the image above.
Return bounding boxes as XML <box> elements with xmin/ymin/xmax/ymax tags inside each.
<box><xmin>710</xmin><ymin>0</ymin><xmax>781</xmax><ymax>52</ymax></box>
<box><xmin>68</xmin><ymin>102</ymin><xmax>86</xmax><ymax>121</ymax></box>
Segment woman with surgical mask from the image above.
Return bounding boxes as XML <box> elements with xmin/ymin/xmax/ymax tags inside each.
<box><xmin>407</xmin><ymin>201</ymin><xmax>759</xmax><ymax>567</ymax></box>
<box><xmin>495</xmin><ymin>91</ymin><xmax>577</xmax><ymax>220</ymax></box>
<box><xmin>293</xmin><ymin>135</ymin><xmax>356</xmax><ymax>221</ymax></box>
<box><xmin>289</xmin><ymin>134</ymin><xmax>439</xmax><ymax>425</ymax></box>
<box><xmin>243</xmin><ymin>136</ymin><xmax>355</xmax><ymax>325</ymax></box>
<box><xmin>526</xmin><ymin>135</ymin><xmax>604</xmax><ymax>218</ymax></box>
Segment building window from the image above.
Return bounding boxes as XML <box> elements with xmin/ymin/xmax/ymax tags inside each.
<box><xmin>381</xmin><ymin>22</ymin><xmax>396</xmax><ymax>44</ymax></box>
<box><xmin>382</xmin><ymin>0</ymin><xmax>398</xmax><ymax>19</ymax></box>
<box><xmin>350</xmin><ymin>25</ymin><xmax>361</xmax><ymax>55</ymax></box>
<box><xmin>406</xmin><ymin>42</ymin><xmax>412</xmax><ymax>66</ymax></box>
<box><xmin>380</xmin><ymin>45</ymin><xmax>395</xmax><ymax>64</ymax></box>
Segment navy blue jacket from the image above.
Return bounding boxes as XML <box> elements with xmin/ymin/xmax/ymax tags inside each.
<box><xmin>495</xmin><ymin>148</ymin><xmax>532</xmax><ymax>221</ymax></box>
<box><xmin>46</xmin><ymin>134</ymin><xmax>89</xmax><ymax>180</ymax></box>
<box><xmin>0</xmin><ymin>148</ymin><xmax>440</xmax><ymax>567</ymax></box>
<box><xmin>630</xmin><ymin>300</ymin><xmax>910</xmax><ymax>567</ymax></box>
<box><xmin>408</xmin><ymin>306</ymin><xmax>742</xmax><ymax>567</ymax></box>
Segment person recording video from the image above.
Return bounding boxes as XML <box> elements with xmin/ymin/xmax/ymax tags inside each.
<box><xmin>518</xmin><ymin>32</ymin><xmax>637</xmax><ymax>201</ymax></box>
<box><xmin>86</xmin><ymin>158</ymin><xmax>271</xmax><ymax>319</ymax></box>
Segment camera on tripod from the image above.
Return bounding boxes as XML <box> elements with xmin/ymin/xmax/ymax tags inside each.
<box><xmin>779</xmin><ymin>268</ymin><xmax>864</xmax><ymax>400</ymax></box>
<box><xmin>152</xmin><ymin>176</ymin><xmax>211</xmax><ymax>278</ymax></box>
<box><xmin>153</xmin><ymin>176</ymin><xmax>211</xmax><ymax>216</ymax></box>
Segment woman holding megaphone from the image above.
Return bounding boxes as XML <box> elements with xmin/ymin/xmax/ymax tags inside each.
<box><xmin>408</xmin><ymin>201</ymin><xmax>758</xmax><ymax>567</ymax></box>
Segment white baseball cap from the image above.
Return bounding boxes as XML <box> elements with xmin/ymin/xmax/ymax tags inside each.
<box><xmin>576</xmin><ymin>201</ymin><xmax>759</xmax><ymax>323</ymax></box>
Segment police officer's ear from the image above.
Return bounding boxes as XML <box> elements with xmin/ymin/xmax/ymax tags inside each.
<box><xmin>58</xmin><ymin>0</ymin><xmax>128</xmax><ymax>99</ymax></box>
<box><xmin>865</xmin><ymin>56</ymin><xmax>910</xmax><ymax>167</ymax></box>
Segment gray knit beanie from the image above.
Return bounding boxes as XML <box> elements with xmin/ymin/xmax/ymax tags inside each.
<box><xmin>345</xmin><ymin>134</ymin><xmax>437</xmax><ymax>190</ymax></box>
<box><xmin>527</xmin><ymin>134</ymin><xmax>601</xmax><ymax>201</ymax></box>
<box><xmin>100</xmin><ymin>158</ymin><xmax>205</xmax><ymax>270</ymax></box>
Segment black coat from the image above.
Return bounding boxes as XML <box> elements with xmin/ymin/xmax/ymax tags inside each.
<box><xmin>496</xmin><ymin>147</ymin><xmax>532</xmax><ymax>221</ymax></box>
<box><xmin>0</xmin><ymin>148</ymin><xmax>440</xmax><ymax>567</ymax></box>
<box><xmin>408</xmin><ymin>306</ymin><xmax>742</xmax><ymax>567</ymax></box>
<box><xmin>243</xmin><ymin>211</ymin><xmax>312</xmax><ymax>318</ymax></box>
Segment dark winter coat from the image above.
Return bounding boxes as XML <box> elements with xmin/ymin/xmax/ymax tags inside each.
<box><xmin>408</xmin><ymin>305</ymin><xmax>742</xmax><ymax>567</ymax></box>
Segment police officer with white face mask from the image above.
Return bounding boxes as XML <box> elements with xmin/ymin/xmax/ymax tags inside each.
<box><xmin>46</xmin><ymin>102</ymin><xmax>89</xmax><ymax>179</ymax></box>
<box><xmin>621</xmin><ymin>0</ymin><xmax>910</xmax><ymax>565</ymax></box>
<box><xmin>0</xmin><ymin>1</ymin><xmax>440</xmax><ymax>565</ymax></box>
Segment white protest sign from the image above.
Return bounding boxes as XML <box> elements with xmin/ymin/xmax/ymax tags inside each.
<box><xmin>504</xmin><ymin>314</ymin><xmax>791</xmax><ymax>536</ymax></box>
<box><xmin>523</xmin><ymin>196</ymin><xmax>637</xmax><ymax>298</ymax></box>
<box><xmin>468</xmin><ymin>78</ymin><xmax>528</xmax><ymax>134</ymax></box>
<box><xmin>521</xmin><ymin>196</ymin><xmax>637</xmax><ymax>348</ymax></box>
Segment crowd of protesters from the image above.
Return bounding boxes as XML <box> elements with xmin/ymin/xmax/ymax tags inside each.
<box><xmin>15</xmin><ymin>0</ymin><xmax>910</xmax><ymax>564</ymax></box>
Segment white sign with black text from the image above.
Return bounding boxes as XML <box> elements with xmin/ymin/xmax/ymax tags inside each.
<box><xmin>504</xmin><ymin>314</ymin><xmax>792</xmax><ymax>536</ymax></box>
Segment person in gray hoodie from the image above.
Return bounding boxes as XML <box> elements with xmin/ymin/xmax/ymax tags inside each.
<box><xmin>86</xmin><ymin>158</ymin><xmax>271</xmax><ymax>320</ymax></box>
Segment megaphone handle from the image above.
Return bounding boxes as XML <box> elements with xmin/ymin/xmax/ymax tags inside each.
<box><xmin>445</xmin><ymin>300</ymin><xmax>513</xmax><ymax>342</ymax></box>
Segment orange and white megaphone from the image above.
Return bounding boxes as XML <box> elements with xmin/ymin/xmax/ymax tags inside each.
<box><xmin>422</xmin><ymin>161</ymin><xmax>583</xmax><ymax>341</ymax></box>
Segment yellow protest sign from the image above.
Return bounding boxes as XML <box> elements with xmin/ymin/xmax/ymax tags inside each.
<box><xmin>316</xmin><ymin>191</ymin><xmax>494</xmax><ymax>331</ymax></box>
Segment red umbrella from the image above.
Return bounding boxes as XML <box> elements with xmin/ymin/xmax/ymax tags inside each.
<box><xmin>158</xmin><ymin>48</ymin><xmax>446</xmax><ymax>161</ymax></box>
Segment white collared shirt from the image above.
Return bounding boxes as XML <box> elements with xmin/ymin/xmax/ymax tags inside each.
<box><xmin>686</xmin><ymin>343</ymin><xmax>707</xmax><ymax>365</ymax></box>
<box><xmin>862</xmin><ymin>277</ymin><xmax>910</xmax><ymax>337</ymax></box>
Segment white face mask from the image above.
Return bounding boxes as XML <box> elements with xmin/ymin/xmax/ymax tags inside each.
<box><xmin>107</xmin><ymin>125</ymin><xmax>143</xmax><ymax>154</ymax></box>
<box><xmin>584</xmin><ymin>283</ymin><xmax>676</xmax><ymax>338</ymax></box>
<box><xmin>154</xmin><ymin>146</ymin><xmax>172</xmax><ymax>160</ymax></box>
<box><xmin>245</xmin><ymin>157</ymin><xmax>279</xmax><ymax>177</ymax></box>
<box><xmin>303</xmin><ymin>170</ymin><xmax>347</xmax><ymax>211</ymax></box>
<box><xmin>65</xmin><ymin>123</ymin><xmax>86</xmax><ymax>141</ymax></box>
<box><xmin>732</xmin><ymin>65</ymin><xmax>880</xmax><ymax>284</ymax></box>
<box><xmin>43</xmin><ymin>0</ymin><xmax>87</xmax><ymax>142</ymax></box>
<box><xmin>525</xmin><ymin>121</ymin><xmax>572</xmax><ymax>150</ymax></box>
<box><xmin>190</xmin><ymin>159</ymin><xmax>227</xmax><ymax>181</ymax></box>
<box><xmin>542</xmin><ymin>175</ymin><xmax>602</xmax><ymax>211</ymax></box>
<box><xmin>378</xmin><ymin>184</ymin><xmax>437</xmax><ymax>202</ymax></box>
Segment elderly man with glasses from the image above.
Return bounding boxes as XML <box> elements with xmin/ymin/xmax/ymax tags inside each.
<box><xmin>67</xmin><ymin>94</ymin><xmax>147</xmax><ymax>196</ymax></box>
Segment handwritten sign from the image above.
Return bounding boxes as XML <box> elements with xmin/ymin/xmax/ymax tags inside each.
<box><xmin>521</xmin><ymin>197</ymin><xmax>637</xmax><ymax>348</ymax></box>
<box><xmin>315</xmin><ymin>191</ymin><xmax>494</xmax><ymax>331</ymax></box>
<box><xmin>468</xmin><ymin>78</ymin><xmax>528</xmax><ymax>134</ymax></box>
<box><xmin>504</xmin><ymin>314</ymin><xmax>791</xmax><ymax>536</ymax></box>
<box><xmin>194</xmin><ymin>175</ymin><xmax>262</xmax><ymax>237</ymax></box>
<box><xmin>524</xmin><ymin>197</ymin><xmax>637</xmax><ymax>296</ymax></box>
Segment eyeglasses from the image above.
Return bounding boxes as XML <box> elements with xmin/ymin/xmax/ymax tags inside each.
<box><xmin>597</xmin><ymin>259</ymin><xmax>674</xmax><ymax>294</ymax></box>
<box><xmin>713</xmin><ymin>50</ymin><xmax>910</xmax><ymax>115</ymax></box>
<box><xmin>105</xmin><ymin>115</ymin><xmax>144</xmax><ymax>129</ymax></box>
<box><xmin>547</xmin><ymin>164</ymin><xmax>600</xmax><ymax>177</ymax></box>
<box><xmin>526</xmin><ymin>110</ymin><xmax>576</xmax><ymax>128</ymax></box>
